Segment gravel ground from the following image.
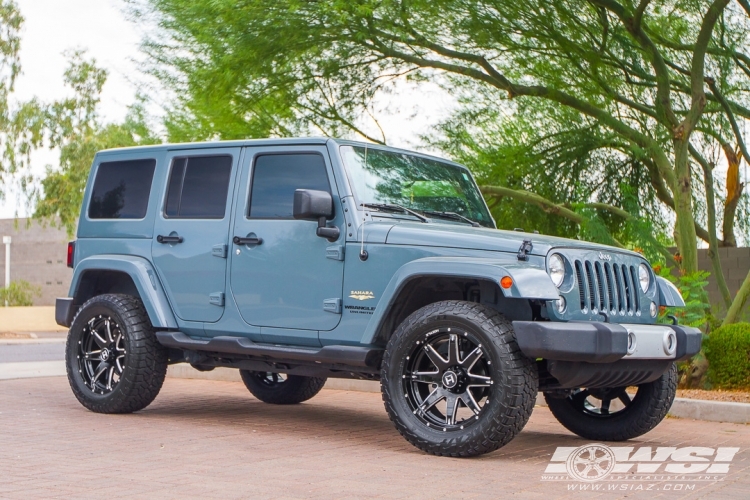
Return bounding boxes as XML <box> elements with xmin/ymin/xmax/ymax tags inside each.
<box><xmin>677</xmin><ymin>389</ymin><xmax>750</xmax><ymax>403</ymax></box>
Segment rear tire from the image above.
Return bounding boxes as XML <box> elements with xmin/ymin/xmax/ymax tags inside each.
<box><xmin>545</xmin><ymin>363</ymin><xmax>678</xmax><ymax>441</ymax></box>
<box><xmin>66</xmin><ymin>294</ymin><xmax>168</xmax><ymax>414</ymax></box>
<box><xmin>381</xmin><ymin>300</ymin><xmax>537</xmax><ymax>457</ymax></box>
<box><xmin>239</xmin><ymin>371</ymin><xmax>326</xmax><ymax>404</ymax></box>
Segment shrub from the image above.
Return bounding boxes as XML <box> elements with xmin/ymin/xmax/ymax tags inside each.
<box><xmin>704</xmin><ymin>323</ymin><xmax>750</xmax><ymax>390</ymax></box>
<box><xmin>0</xmin><ymin>280</ymin><xmax>42</xmax><ymax>307</ymax></box>
<box><xmin>654</xmin><ymin>266</ymin><xmax>710</xmax><ymax>329</ymax></box>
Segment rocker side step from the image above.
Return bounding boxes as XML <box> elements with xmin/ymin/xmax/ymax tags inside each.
<box><xmin>156</xmin><ymin>331</ymin><xmax>383</xmax><ymax>370</ymax></box>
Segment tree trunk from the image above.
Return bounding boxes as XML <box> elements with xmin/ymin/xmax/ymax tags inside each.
<box><xmin>721</xmin><ymin>144</ymin><xmax>743</xmax><ymax>248</ymax></box>
<box><xmin>702</xmin><ymin>163</ymin><xmax>733</xmax><ymax>307</ymax></box>
<box><xmin>672</xmin><ymin>141</ymin><xmax>699</xmax><ymax>272</ymax></box>
<box><xmin>723</xmin><ymin>269</ymin><xmax>750</xmax><ymax>325</ymax></box>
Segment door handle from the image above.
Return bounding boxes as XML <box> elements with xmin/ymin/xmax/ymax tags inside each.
<box><xmin>156</xmin><ymin>234</ymin><xmax>184</xmax><ymax>244</ymax></box>
<box><xmin>233</xmin><ymin>235</ymin><xmax>263</xmax><ymax>245</ymax></box>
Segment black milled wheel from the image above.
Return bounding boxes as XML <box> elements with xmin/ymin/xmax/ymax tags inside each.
<box><xmin>381</xmin><ymin>300</ymin><xmax>538</xmax><ymax>457</ymax></box>
<box><xmin>239</xmin><ymin>371</ymin><xmax>326</xmax><ymax>404</ymax></box>
<box><xmin>66</xmin><ymin>294</ymin><xmax>168</xmax><ymax>414</ymax></box>
<box><xmin>544</xmin><ymin>363</ymin><xmax>678</xmax><ymax>441</ymax></box>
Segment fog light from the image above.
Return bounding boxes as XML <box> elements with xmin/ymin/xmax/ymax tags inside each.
<box><xmin>627</xmin><ymin>330</ymin><xmax>637</xmax><ymax>355</ymax></box>
<box><xmin>555</xmin><ymin>296</ymin><xmax>566</xmax><ymax>314</ymax></box>
<box><xmin>663</xmin><ymin>330</ymin><xmax>677</xmax><ymax>355</ymax></box>
<box><xmin>649</xmin><ymin>301</ymin><xmax>658</xmax><ymax>317</ymax></box>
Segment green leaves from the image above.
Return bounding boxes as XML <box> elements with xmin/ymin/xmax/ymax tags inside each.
<box><xmin>0</xmin><ymin>0</ymin><xmax>23</xmax><ymax>189</ymax></box>
<box><xmin>130</xmin><ymin>0</ymin><xmax>746</xmax><ymax>251</ymax></box>
<box><xmin>8</xmin><ymin>51</ymin><xmax>160</xmax><ymax>236</ymax></box>
<box><xmin>0</xmin><ymin>280</ymin><xmax>41</xmax><ymax>307</ymax></box>
<box><xmin>656</xmin><ymin>266</ymin><xmax>711</xmax><ymax>328</ymax></box>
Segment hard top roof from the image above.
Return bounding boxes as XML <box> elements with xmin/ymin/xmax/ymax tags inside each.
<box><xmin>94</xmin><ymin>137</ymin><xmax>465</xmax><ymax>167</ymax></box>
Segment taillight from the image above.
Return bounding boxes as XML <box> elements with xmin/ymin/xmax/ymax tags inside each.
<box><xmin>67</xmin><ymin>241</ymin><xmax>75</xmax><ymax>268</ymax></box>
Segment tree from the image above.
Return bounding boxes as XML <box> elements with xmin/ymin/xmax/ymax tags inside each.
<box><xmin>133</xmin><ymin>0</ymin><xmax>750</xmax><ymax>319</ymax></box>
<box><xmin>10</xmin><ymin>52</ymin><xmax>160</xmax><ymax>235</ymax></box>
<box><xmin>0</xmin><ymin>0</ymin><xmax>22</xmax><ymax>193</ymax></box>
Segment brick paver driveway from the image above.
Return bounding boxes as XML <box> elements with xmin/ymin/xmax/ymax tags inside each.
<box><xmin>1</xmin><ymin>377</ymin><xmax>748</xmax><ymax>499</ymax></box>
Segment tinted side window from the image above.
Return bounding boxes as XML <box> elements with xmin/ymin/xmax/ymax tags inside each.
<box><xmin>248</xmin><ymin>154</ymin><xmax>330</xmax><ymax>218</ymax></box>
<box><xmin>165</xmin><ymin>155</ymin><xmax>232</xmax><ymax>218</ymax></box>
<box><xmin>88</xmin><ymin>159</ymin><xmax>156</xmax><ymax>219</ymax></box>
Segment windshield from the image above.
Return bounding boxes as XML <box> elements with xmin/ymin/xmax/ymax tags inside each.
<box><xmin>340</xmin><ymin>146</ymin><xmax>494</xmax><ymax>228</ymax></box>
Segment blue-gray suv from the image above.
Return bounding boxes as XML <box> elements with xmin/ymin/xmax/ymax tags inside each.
<box><xmin>56</xmin><ymin>138</ymin><xmax>700</xmax><ymax>456</ymax></box>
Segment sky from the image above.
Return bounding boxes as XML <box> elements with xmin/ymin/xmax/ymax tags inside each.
<box><xmin>0</xmin><ymin>0</ymin><xmax>452</xmax><ymax>219</ymax></box>
<box><xmin>0</xmin><ymin>0</ymin><xmax>144</xmax><ymax>218</ymax></box>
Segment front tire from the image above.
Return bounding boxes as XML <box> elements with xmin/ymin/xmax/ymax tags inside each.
<box><xmin>239</xmin><ymin>371</ymin><xmax>326</xmax><ymax>404</ymax></box>
<box><xmin>544</xmin><ymin>363</ymin><xmax>678</xmax><ymax>441</ymax></box>
<box><xmin>381</xmin><ymin>300</ymin><xmax>538</xmax><ymax>457</ymax></box>
<box><xmin>66</xmin><ymin>294</ymin><xmax>168</xmax><ymax>414</ymax></box>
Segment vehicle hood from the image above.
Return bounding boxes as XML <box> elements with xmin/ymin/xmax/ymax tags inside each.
<box><xmin>384</xmin><ymin>221</ymin><xmax>641</xmax><ymax>258</ymax></box>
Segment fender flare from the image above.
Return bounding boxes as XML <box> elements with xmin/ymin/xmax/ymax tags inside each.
<box><xmin>656</xmin><ymin>276</ymin><xmax>686</xmax><ymax>307</ymax></box>
<box><xmin>69</xmin><ymin>255</ymin><xmax>178</xmax><ymax>329</ymax></box>
<box><xmin>359</xmin><ymin>257</ymin><xmax>559</xmax><ymax>345</ymax></box>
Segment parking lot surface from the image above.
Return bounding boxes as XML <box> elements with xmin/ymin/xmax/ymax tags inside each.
<box><xmin>1</xmin><ymin>376</ymin><xmax>748</xmax><ymax>499</ymax></box>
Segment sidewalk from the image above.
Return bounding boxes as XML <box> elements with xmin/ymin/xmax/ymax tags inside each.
<box><xmin>0</xmin><ymin>306</ymin><xmax>66</xmax><ymax>333</ymax></box>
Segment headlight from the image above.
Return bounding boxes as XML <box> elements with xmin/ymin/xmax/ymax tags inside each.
<box><xmin>638</xmin><ymin>263</ymin><xmax>650</xmax><ymax>293</ymax></box>
<box><xmin>548</xmin><ymin>253</ymin><xmax>565</xmax><ymax>288</ymax></box>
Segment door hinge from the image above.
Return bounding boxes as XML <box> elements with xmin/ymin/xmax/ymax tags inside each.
<box><xmin>209</xmin><ymin>292</ymin><xmax>225</xmax><ymax>307</ymax></box>
<box><xmin>212</xmin><ymin>244</ymin><xmax>228</xmax><ymax>258</ymax></box>
<box><xmin>326</xmin><ymin>245</ymin><xmax>345</xmax><ymax>261</ymax></box>
<box><xmin>323</xmin><ymin>298</ymin><xmax>342</xmax><ymax>314</ymax></box>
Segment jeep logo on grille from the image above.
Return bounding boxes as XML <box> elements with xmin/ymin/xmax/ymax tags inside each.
<box><xmin>598</xmin><ymin>252</ymin><xmax>612</xmax><ymax>261</ymax></box>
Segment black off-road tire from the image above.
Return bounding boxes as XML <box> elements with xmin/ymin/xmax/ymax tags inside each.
<box><xmin>66</xmin><ymin>294</ymin><xmax>168</xmax><ymax>414</ymax></box>
<box><xmin>381</xmin><ymin>300</ymin><xmax>538</xmax><ymax>457</ymax></box>
<box><xmin>545</xmin><ymin>363</ymin><xmax>678</xmax><ymax>441</ymax></box>
<box><xmin>239</xmin><ymin>371</ymin><xmax>326</xmax><ymax>404</ymax></box>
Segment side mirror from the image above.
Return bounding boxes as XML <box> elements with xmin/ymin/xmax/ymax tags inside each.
<box><xmin>293</xmin><ymin>189</ymin><xmax>334</xmax><ymax>220</ymax></box>
<box><xmin>293</xmin><ymin>189</ymin><xmax>339</xmax><ymax>242</ymax></box>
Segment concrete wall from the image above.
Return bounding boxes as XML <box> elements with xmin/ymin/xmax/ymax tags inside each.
<box><xmin>695</xmin><ymin>247</ymin><xmax>750</xmax><ymax>313</ymax></box>
<box><xmin>0</xmin><ymin>218</ymin><xmax>72</xmax><ymax>306</ymax></box>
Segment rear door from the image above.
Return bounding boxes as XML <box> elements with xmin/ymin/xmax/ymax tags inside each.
<box><xmin>151</xmin><ymin>148</ymin><xmax>240</xmax><ymax>323</ymax></box>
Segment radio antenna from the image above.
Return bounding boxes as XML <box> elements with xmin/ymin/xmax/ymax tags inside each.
<box><xmin>360</xmin><ymin>146</ymin><xmax>369</xmax><ymax>261</ymax></box>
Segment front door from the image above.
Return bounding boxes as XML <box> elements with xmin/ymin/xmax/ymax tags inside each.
<box><xmin>152</xmin><ymin>148</ymin><xmax>240</xmax><ymax>323</ymax></box>
<box><xmin>230</xmin><ymin>146</ymin><xmax>345</xmax><ymax>340</ymax></box>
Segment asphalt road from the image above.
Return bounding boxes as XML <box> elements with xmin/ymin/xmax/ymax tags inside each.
<box><xmin>0</xmin><ymin>342</ymin><xmax>65</xmax><ymax>363</ymax></box>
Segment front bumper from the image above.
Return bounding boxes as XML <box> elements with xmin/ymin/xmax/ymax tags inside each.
<box><xmin>512</xmin><ymin>320</ymin><xmax>702</xmax><ymax>363</ymax></box>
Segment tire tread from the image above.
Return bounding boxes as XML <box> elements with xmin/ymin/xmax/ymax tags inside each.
<box><xmin>66</xmin><ymin>294</ymin><xmax>167</xmax><ymax>414</ymax></box>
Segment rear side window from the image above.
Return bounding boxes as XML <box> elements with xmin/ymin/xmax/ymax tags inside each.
<box><xmin>165</xmin><ymin>155</ymin><xmax>233</xmax><ymax>218</ymax></box>
<box><xmin>88</xmin><ymin>159</ymin><xmax>156</xmax><ymax>219</ymax></box>
<box><xmin>248</xmin><ymin>153</ymin><xmax>330</xmax><ymax>218</ymax></box>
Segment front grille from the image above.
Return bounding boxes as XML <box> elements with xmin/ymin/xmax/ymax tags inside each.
<box><xmin>574</xmin><ymin>259</ymin><xmax>639</xmax><ymax>314</ymax></box>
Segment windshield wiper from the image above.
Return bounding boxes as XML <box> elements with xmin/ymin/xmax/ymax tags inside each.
<box><xmin>421</xmin><ymin>210</ymin><xmax>481</xmax><ymax>227</ymax></box>
<box><xmin>361</xmin><ymin>203</ymin><xmax>429</xmax><ymax>223</ymax></box>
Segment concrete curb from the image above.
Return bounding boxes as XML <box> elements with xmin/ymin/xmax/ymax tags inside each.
<box><xmin>668</xmin><ymin>397</ymin><xmax>750</xmax><ymax>424</ymax></box>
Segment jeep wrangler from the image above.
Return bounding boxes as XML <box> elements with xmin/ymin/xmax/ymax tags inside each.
<box><xmin>56</xmin><ymin>138</ymin><xmax>700</xmax><ymax>457</ymax></box>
